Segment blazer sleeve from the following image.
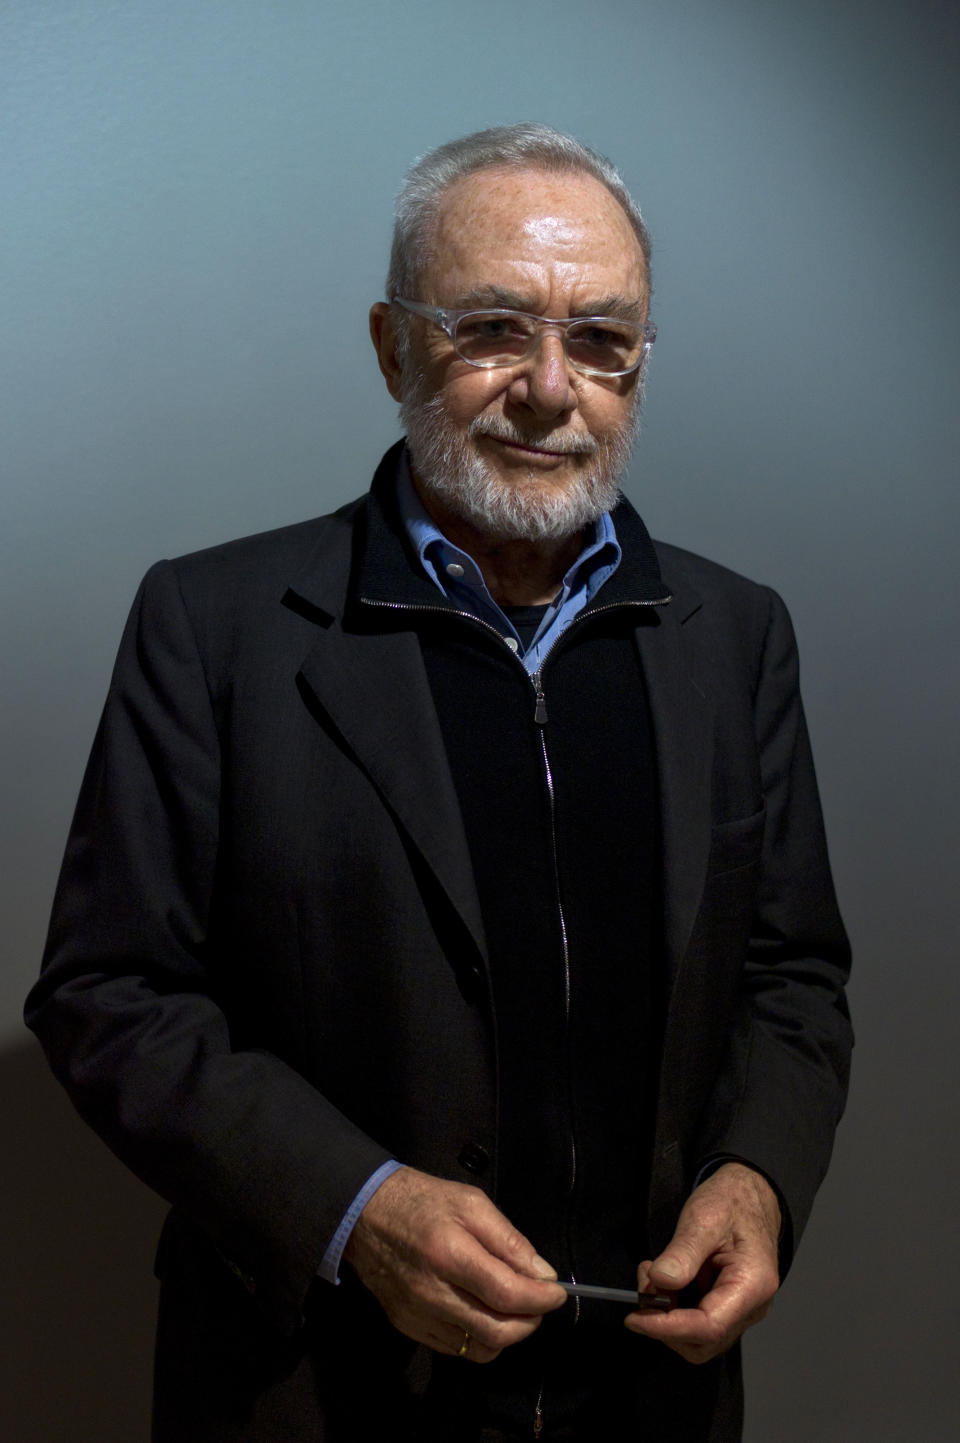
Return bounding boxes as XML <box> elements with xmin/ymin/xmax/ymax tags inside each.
<box><xmin>24</xmin><ymin>561</ymin><xmax>393</xmax><ymax>1334</ymax></box>
<box><xmin>691</xmin><ymin>585</ymin><xmax>853</xmax><ymax>1267</ymax></box>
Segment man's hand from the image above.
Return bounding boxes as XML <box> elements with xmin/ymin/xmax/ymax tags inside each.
<box><xmin>625</xmin><ymin>1162</ymin><xmax>781</xmax><ymax>1364</ymax></box>
<box><xmin>343</xmin><ymin>1166</ymin><xmax>567</xmax><ymax>1362</ymax></box>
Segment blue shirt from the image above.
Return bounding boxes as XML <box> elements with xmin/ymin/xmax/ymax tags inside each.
<box><xmin>318</xmin><ymin>449</ymin><xmax>624</xmax><ymax>1284</ymax></box>
<box><xmin>396</xmin><ymin>448</ymin><xmax>622</xmax><ymax>675</ymax></box>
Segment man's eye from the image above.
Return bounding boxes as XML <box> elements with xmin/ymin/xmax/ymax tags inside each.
<box><xmin>577</xmin><ymin>325</ymin><xmax>621</xmax><ymax>348</ymax></box>
<box><xmin>457</xmin><ymin>314</ymin><xmax>531</xmax><ymax>359</ymax></box>
<box><xmin>475</xmin><ymin>319</ymin><xmax>511</xmax><ymax>338</ymax></box>
<box><xmin>462</xmin><ymin>316</ymin><xmax>525</xmax><ymax>340</ymax></box>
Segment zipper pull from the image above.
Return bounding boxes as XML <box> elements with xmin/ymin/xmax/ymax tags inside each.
<box><xmin>532</xmin><ymin>672</ymin><xmax>548</xmax><ymax>725</ymax></box>
<box><xmin>533</xmin><ymin>1385</ymin><xmax>545</xmax><ymax>1438</ymax></box>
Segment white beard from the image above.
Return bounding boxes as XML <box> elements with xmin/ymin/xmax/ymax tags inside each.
<box><xmin>399</xmin><ymin>371</ymin><xmax>641</xmax><ymax>544</ymax></box>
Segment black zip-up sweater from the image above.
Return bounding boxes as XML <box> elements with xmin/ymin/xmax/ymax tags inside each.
<box><xmin>355</xmin><ymin>475</ymin><xmax>672</xmax><ymax>1408</ymax></box>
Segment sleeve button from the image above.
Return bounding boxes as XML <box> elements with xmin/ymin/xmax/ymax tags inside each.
<box><xmin>457</xmin><ymin>1141</ymin><xmax>491</xmax><ymax>1175</ymax></box>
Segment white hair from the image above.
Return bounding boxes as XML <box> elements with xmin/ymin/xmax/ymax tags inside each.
<box><xmin>385</xmin><ymin>123</ymin><xmax>652</xmax><ymax>320</ymax></box>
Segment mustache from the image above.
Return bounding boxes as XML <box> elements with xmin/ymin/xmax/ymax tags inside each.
<box><xmin>467</xmin><ymin>414</ymin><xmax>599</xmax><ymax>455</ymax></box>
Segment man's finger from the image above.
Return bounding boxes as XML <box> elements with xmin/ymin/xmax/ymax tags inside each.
<box><xmin>647</xmin><ymin>1247</ymin><xmax>699</xmax><ymax>1291</ymax></box>
<box><xmin>459</xmin><ymin>1193</ymin><xmax>559</xmax><ymax>1282</ymax></box>
<box><xmin>646</xmin><ymin>1210</ymin><xmax>721</xmax><ymax>1291</ymax></box>
<box><xmin>629</xmin><ymin>1267</ymin><xmax>765</xmax><ymax>1336</ymax></box>
<box><xmin>444</xmin><ymin>1229</ymin><xmax>566</xmax><ymax>1317</ymax></box>
<box><xmin>625</xmin><ymin>1283</ymin><xmax>773</xmax><ymax>1364</ymax></box>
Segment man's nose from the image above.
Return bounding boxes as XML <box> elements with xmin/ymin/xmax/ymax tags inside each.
<box><xmin>507</xmin><ymin>331</ymin><xmax>576</xmax><ymax>417</ymax></box>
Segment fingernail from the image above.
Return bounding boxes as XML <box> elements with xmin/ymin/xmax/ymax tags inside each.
<box><xmin>654</xmin><ymin>1257</ymin><xmax>684</xmax><ymax>1283</ymax></box>
<box><xmin>532</xmin><ymin>1254</ymin><xmax>558</xmax><ymax>1280</ymax></box>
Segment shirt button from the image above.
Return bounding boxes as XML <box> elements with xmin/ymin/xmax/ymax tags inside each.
<box><xmin>504</xmin><ymin>636</ymin><xmax>519</xmax><ymax>652</ymax></box>
<box><xmin>445</xmin><ymin>561</ymin><xmax>465</xmax><ymax>578</ymax></box>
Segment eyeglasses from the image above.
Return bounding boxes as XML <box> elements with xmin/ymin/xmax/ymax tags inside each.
<box><xmin>392</xmin><ymin>298</ymin><xmax>656</xmax><ymax>378</ymax></box>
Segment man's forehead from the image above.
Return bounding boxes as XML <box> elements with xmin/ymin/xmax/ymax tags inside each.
<box><xmin>423</xmin><ymin>165</ymin><xmax>648</xmax><ymax>305</ymax></box>
<box><xmin>433</xmin><ymin>164</ymin><xmax>635</xmax><ymax>239</ymax></box>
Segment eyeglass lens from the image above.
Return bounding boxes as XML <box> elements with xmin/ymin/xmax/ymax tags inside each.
<box><xmin>454</xmin><ymin>312</ymin><xmax>646</xmax><ymax>373</ymax></box>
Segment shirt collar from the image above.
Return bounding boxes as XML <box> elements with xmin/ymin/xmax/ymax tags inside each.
<box><xmin>395</xmin><ymin>445</ymin><xmax>622</xmax><ymax>614</ymax></box>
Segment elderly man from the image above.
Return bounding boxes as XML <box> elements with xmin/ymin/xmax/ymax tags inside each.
<box><xmin>26</xmin><ymin>125</ymin><xmax>852</xmax><ymax>1442</ymax></box>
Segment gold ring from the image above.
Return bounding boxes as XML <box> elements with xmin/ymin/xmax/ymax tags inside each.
<box><xmin>456</xmin><ymin>1330</ymin><xmax>471</xmax><ymax>1359</ymax></box>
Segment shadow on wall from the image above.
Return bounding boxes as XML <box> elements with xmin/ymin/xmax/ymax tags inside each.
<box><xmin>1</xmin><ymin>1036</ymin><xmax>167</xmax><ymax>1442</ymax></box>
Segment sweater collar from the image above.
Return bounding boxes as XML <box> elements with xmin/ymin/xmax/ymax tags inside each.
<box><xmin>351</xmin><ymin>441</ymin><xmax>672</xmax><ymax>616</ymax></box>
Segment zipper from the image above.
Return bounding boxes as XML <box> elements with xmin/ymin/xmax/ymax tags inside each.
<box><xmin>526</xmin><ymin>596</ymin><xmax>670</xmax><ymax>1296</ymax></box>
<box><xmin>360</xmin><ymin>596</ymin><xmax>515</xmax><ymax>647</ymax></box>
<box><xmin>531</xmin><ymin>676</ymin><xmax>577</xmax><ymax>1213</ymax></box>
<box><xmin>524</xmin><ymin>597</ymin><xmax>671</xmax><ymax>1437</ymax></box>
<box><xmin>358</xmin><ymin>592</ymin><xmax>671</xmax><ymax>682</ymax></box>
<box><xmin>362</xmin><ymin>589</ymin><xmax>671</xmax><ymax>1439</ymax></box>
<box><xmin>533</xmin><ymin>670</ymin><xmax>549</xmax><ymax>724</ymax></box>
<box><xmin>528</xmin><ymin>681</ymin><xmax>578</xmax><ymax>1441</ymax></box>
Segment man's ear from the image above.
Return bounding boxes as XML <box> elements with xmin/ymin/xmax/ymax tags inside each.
<box><xmin>369</xmin><ymin>302</ymin><xmax>404</xmax><ymax>402</ymax></box>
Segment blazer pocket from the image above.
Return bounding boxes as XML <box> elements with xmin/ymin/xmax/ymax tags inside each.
<box><xmin>707</xmin><ymin>805</ymin><xmax>766</xmax><ymax>879</ymax></box>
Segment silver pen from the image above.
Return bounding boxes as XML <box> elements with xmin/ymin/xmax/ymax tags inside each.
<box><xmin>558</xmin><ymin>1281</ymin><xmax>674</xmax><ymax>1309</ymax></box>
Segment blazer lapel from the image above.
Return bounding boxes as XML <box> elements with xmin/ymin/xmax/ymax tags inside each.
<box><xmin>634</xmin><ymin>584</ymin><xmax>714</xmax><ymax>990</ymax></box>
<box><xmin>287</xmin><ymin>517</ymin><xmax>487</xmax><ymax>969</ymax></box>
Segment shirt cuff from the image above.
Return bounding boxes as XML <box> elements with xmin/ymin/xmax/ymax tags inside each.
<box><xmin>318</xmin><ymin>1159</ymin><xmax>405</xmax><ymax>1285</ymax></box>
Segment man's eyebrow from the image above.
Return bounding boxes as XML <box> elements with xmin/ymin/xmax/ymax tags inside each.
<box><xmin>452</xmin><ymin>285</ymin><xmax>534</xmax><ymax>310</ymax></box>
<box><xmin>450</xmin><ymin>286</ymin><xmax>647</xmax><ymax>319</ymax></box>
<box><xmin>577</xmin><ymin>293</ymin><xmax>648</xmax><ymax>321</ymax></box>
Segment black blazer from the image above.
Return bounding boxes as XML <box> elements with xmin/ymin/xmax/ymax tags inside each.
<box><xmin>26</xmin><ymin>444</ymin><xmax>851</xmax><ymax>1434</ymax></box>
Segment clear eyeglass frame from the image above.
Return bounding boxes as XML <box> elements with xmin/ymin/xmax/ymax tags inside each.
<box><xmin>391</xmin><ymin>297</ymin><xmax>656</xmax><ymax>378</ymax></box>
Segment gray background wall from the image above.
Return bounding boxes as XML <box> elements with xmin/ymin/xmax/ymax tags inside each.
<box><xmin>3</xmin><ymin>2</ymin><xmax>957</xmax><ymax>1438</ymax></box>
